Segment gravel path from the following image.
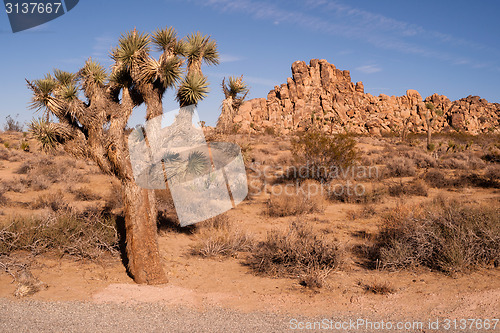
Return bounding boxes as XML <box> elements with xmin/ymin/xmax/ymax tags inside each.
<box><xmin>1</xmin><ymin>298</ymin><xmax>493</xmax><ymax>332</ymax></box>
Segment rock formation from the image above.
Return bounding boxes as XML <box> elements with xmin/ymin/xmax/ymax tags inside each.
<box><xmin>231</xmin><ymin>59</ymin><xmax>499</xmax><ymax>135</ymax></box>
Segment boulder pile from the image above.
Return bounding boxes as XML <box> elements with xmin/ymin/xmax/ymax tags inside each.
<box><xmin>231</xmin><ymin>59</ymin><xmax>499</xmax><ymax>135</ymax></box>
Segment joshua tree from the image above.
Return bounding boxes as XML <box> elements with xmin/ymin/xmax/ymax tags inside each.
<box><xmin>216</xmin><ymin>76</ymin><xmax>249</xmax><ymax>133</ymax></box>
<box><xmin>27</xmin><ymin>27</ymin><xmax>218</xmax><ymax>285</ymax></box>
<box><xmin>425</xmin><ymin>102</ymin><xmax>436</xmax><ymax>150</ymax></box>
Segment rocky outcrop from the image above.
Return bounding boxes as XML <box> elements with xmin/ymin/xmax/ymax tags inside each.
<box><xmin>232</xmin><ymin>59</ymin><xmax>500</xmax><ymax>135</ymax></box>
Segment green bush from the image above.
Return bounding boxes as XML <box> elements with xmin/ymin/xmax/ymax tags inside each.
<box><xmin>291</xmin><ymin>129</ymin><xmax>357</xmax><ymax>181</ymax></box>
<box><xmin>20</xmin><ymin>140</ymin><xmax>30</xmax><ymax>152</ymax></box>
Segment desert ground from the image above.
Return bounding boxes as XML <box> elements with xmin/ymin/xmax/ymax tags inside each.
<box><xmin>0</xmin><ymin>129</ymin><xmax>499</xmax><ymax>332</ymax></box>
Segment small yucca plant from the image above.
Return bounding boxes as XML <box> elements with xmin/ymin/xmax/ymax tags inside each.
<box><xmin>29</xmin><ymin>118</ymin><xmax>57</xmax><ymax>152</ymax></box>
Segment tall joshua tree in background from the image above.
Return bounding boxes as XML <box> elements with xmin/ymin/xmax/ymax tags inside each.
<box><xmin>216</xmin><ymin>76</ymin><xmax>249</xmax><ymax>133</ymax></box>
<box><xmin>27</xmin><ymin>27</ymin><xmax>218</xmax><ymax>285</ymax></box>
<box><xmin>425</xmin><ymin>102</ymin><xmax>436</xmax><ymax>151</ymax></box>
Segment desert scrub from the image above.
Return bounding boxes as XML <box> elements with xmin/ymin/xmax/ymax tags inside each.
<box><xmin>327</xmin><ymin>181</ymin><xmax>385</xmax><ymax>204</ymax></box>
<box><xmin>266</xmin><ymin>180</ymin><xmax>325</xmax><ymax>217</ymax></box>
<box><xmin>291</xmin><ymin>129</ymin><xmax>357</xmax><ymax>181</ymax></box>
<box><xmin>358</xmin><ymin>280</ymin><xmax>395</xmax><ymax>295</ymax></box>
<box><xmin>383</xmin><ymin>157</ymin><xmax>416</xmax><ymax>178</ymax></box>
<box><xmin>388</xmin><ymin>179</ymin><xmax>428</xmax><ymax>197</ymax></box>
<box><xmin>190</xmin><ymin>214</ymin><xmax>254</xmax><ymax>257</ymax></box>
<box><xmin>0</xmin><ymin>209</ymin><xmax>118</xmax><ymax>259</ymax></box>
<box><xmin>374</xmin><ymin>198</ymin><xmax>500</xmax><ymax>273</ymax></box>
<box><xmin>31</xmin><ymin>191</ymin><xmax>68</xmax><ymax>211</ymax></box>
<box><xmin>246</xmin><ymin>221</ymin><xmax>343</xmax><ymax>279</ymax></box>
<box><xmin>69</xmin><ymin>186</ymin><xmax>101</xmax><ymax>201</ymax></box>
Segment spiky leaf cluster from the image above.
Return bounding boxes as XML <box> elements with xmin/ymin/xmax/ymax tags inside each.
<box><xmin>176</xmin><ymin>73</ymin><xmax>209</xmax><ymax>107</ymax></box>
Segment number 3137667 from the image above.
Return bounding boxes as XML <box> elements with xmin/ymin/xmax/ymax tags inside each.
<box><xmin>5</xmin><ymin>2</ymin><xmax>62</xmax><ymax>14</ymax></box>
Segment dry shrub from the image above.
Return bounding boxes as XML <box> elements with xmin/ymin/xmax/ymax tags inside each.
<box><xmin>383</xmin><ymin>157</ymin><xmax>416</xmax><ymax>178</ymax></box>
<box><xmin>358</xmin><ymin>280</ymin><xmax>395</xmax><ymax>295</ymax></box>
<box><xmin>456</xmin><ymin>171</ymin><xmax>499</xmax><ymax>188</ymax></box>
<box><xmin>439</xmin><ymin>152</ymin><xmax>485</xmax><ymax>170</ymax></box>
<box><xmin>485</xmin><ymin>165</ymin><xmax>500</xmax><ymax>181</ymax></box>
<box><xmin>374</xmin><ymin>198</ymin><xmax>500</xmax><ymax>273</ymax></box>
<box><xmin>401</xmin><ymin>150</ymin><xmax>437</xmax><ymax>168</ymax></box>
<box><xmin>246</xmin><ymin>221</ymin><xmax>343</xmax><ymax>280</ymax></box>
<box><xmin>299</xmin><ymin>266</ymin><xmax>333</xmax><ymax>289</ymax></box>
<box><xmin>266</xmin><ymin>180</ymin><xmax>325</xmax><ymax>217</ymax></box>
<box><xmin>22</xmin><ymin>157</ymin><xmax>89</xmax><ymax>187</ymax></box>
<box><xmin>423</xmin><ymin>169</ymin><xmax>499</xmax><ymax>189</ymax></box>
<box><xmin>31</xmin><ymin>191</ymin><xmax>68</xmax><ymax>211</ymax></box>
<box><xmin>196</xmin><ymin>213</ymin><xmax>232</xmax><ymax>230</ymax></box>
<box><xmin>482</xmin><ymin>152</ymin><xmax>500</xmax><ymax>163</ymax></box>
<box><xmin>346</xmin><ymin>204</ymin><xmax>377</xmax><ymax>221</ymax></box>
<box><xmin>291</xmin><ymin>130</ymin><xmax>357</xmax><ymax>181</ymax></box>
<box><xmin>0</xmin><ymin>148</ymin><xmax>10</xmax><ymax>160</ymax></box>
<box><xmin>328</xmin><ymin>182</ymin><xmax>385</xmax><ymax>204</ymax></box>
<box><xmin>388</xmin><ymin>179</ymin><xmax>428</xmax><ymax>197</ymax></box>
<box><xmin>0</xmin><ymin>189</ymin><xmax>8</xmax><ymax>206</ymax></box>
<box><xmin>0</xmin><ymin>209</ymin><xmax>118</xmax><ymax>259</ymax></box>
<box><xmin>191</xmin><ymin>214</ymin><xmax>254</xmax><ymax>257</ymax></box>
<box><xmin>15</xmin><ymin>161</ymin><xmax>33</xmax><ymax>174</ymax></box>
<box><xmin>22</xmin><ymin>174</ymin><xmax>50</xmax><ymax>191</ymax></box>
<box><xmin>1</xmin><ymin>178</ymin><xmax>27</xmax><ymax>193</ymax></box>
<box><xmin>422</xmin><ymin>169</ymin><xmax>451</xmax><ymax>188</ymax></box>
<box><xmin>69</xmin><ymin>186</ymin><xmax>101</xmax><ymax>201</ymax></box>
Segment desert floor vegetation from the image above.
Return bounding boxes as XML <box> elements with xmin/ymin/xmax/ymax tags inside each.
<box><xmin>0</xmin><ymin>130</ymin><xmax>498</xmax><ymax>304</ymax></box>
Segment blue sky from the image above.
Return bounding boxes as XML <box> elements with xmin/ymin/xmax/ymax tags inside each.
<box><xmin>1</xmin><ymin>0</ymin><xmax>499</xmax><ymax>128</ymax></box>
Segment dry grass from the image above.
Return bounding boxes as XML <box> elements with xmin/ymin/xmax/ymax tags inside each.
<box><xmin>299</xmin><ymin>266</ymin><xmax>333</xmax><ymax>289</ymax></box>
<box><xmin>31</xmin><ymin>191</ymin><xmax>68</xmax><ymax>211</ymax></box>
<box><xmin>358</xmin><ymin>280</ymin><xmax>395</xmax><ymax>295</ymax></box>
<box><xmin>69</xmin><ymin>186</ymin><xmax>101</xmax><ymax>201</ymax></box>
<box><xmin>422</xmin><ymin>169</ymin><xmax>499</xmax><ymax>189</ymax></box>
<box><xmin>190</xmin><ymin>214</ymin><xmax>255</xmax><ymax>257</ymax></box>
<box><xmin>383</xmin><ymin>157</ymin><xmax>416</xmax><ymax>178</ymax></box>
<box><xmin>374</xmin><ymin>197</ymin><xmax>500</xmax><ymax>273</ymax></box>
<box><xmin>485</xmin><ymin>164</ymin><xmax>500</xmax><ymax>181</ymax></box>
<box><xmin>346</xmin><ymin>204</ymin><xmax>377</xmax><ymax>221</ymax></box>
<box><xmin>0</xmin><ymin>189</ymin><xmax>8</xmax><ymax>206</ymax></box>
<box><xmin>388</xmin><ymin>179</ymin><xmax>428</xmax><ymax>197</ymax></box>
<box><xmin>328</xmin><ymin>182</ymin><xmax>385</xmax><ymax>204</ymax></box>
<box><xmin>0</xmin><ymin>208</ymin><xmax>118</xmax><ymax>259</ymax></box>
<box><xmin>246</xmin><ymin>221</ymin><xmax>343</xmax><ymax>281</ymax></box>
<box><xmin>0</xmin><ymin>148</ymin><xmax>10</xmax><ymax>160</ymax></box>
<box><xmin>439</xmin><ymin>152</ymin><xmax>485</xmax><ymax>170</ymax></box>
<box><xmin>266</xmin><ymin>180</ymin><xmax>325</xmax><ymax>217</ymax></box>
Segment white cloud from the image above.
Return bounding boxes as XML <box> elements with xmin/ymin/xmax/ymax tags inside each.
<box><xmin>219</xmin><ymin>54</ymin><xmax>244</xmax><ymax>63</ymax></box>
<box><xmin>195</xmin><ymin>0</ymin><xmax>499</xmax><ymax>70</ymax></box>
<box><xmin>355</xmin><ymin>65</ymin><xmax>382</xmax><ymax>74</ymax></box>
<box><xmin>91</xmin><ymin>35</ymin><xmax>114</xmax><ymax>63</ymax></box>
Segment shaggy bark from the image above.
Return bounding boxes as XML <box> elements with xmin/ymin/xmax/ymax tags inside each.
<box><xmin>122</xmin><ymin>180</ymin><xmax>166</xmax><ymax>284</ymax></box>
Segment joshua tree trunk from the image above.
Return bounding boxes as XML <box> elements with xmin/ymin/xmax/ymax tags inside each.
<box><xmin>122</xmin><ymin>179</ymin><xmax>167</xmax><ymax>284</ymax></box>
<box><xmin>426</xmin><ymin>110</ymin><xmax>432</xmax><ymax>150</ymax></box>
